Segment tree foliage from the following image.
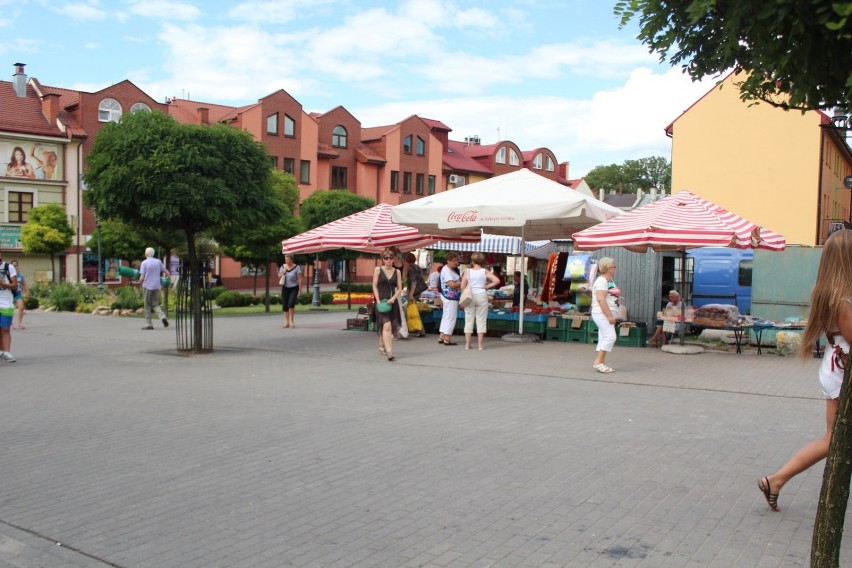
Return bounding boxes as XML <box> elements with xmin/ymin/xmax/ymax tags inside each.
<box><xmin>21</xmin><ymin>202</ymin><xmax>74</xmax><ymax>282</ymax></box>
<box><xmin>584</xmin><ymin>156</ymin><xmax>671</xmax><ymax>194</ymax></box>
<box><xmin>615</xmin><ymin>0</ymin><xmax>852</xmax><ymax>112</ymax></box>
<box><xmin>298</xmin><ymin>190</ymin><xmax>375</xmax><ymax>263</ymax></box>
<box><xmin>83</xmin><ymin>110</ymin><xmax>286</xmax><ymax>351</ymax></box>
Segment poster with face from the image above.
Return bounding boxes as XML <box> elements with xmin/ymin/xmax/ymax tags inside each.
<box><xmin>2</xmin><ymin>140</ymin><xmax>63</xmax><ymax>181</ymax></box>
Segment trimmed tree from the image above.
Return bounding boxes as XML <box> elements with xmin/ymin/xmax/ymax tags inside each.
<box><xmin>20</xmin><ymin>202</ymin><xmax>74</xmax><ymax>282</ymax></box>
<box><xmin>83</xmin><ymin>110</ymin><xmax>286</xmax><ymax>352</ymax></box>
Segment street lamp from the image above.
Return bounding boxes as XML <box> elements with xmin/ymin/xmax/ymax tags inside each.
<box><xmin>95</xmin><ymin>216</ymin><xmax>104</xmax><ymax>292</ymax></box>
<box><xmin>311</xmin><ymin>254</ymin><xmax>321</xmax><ymax>308</ymax></box>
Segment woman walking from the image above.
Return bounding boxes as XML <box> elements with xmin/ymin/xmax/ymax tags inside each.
<box><xmin>278</xmin><ymin>254</ymin><xmax>302</xmax><ymax>328</ymax></box>
<box><xmin>758</xmin><ymin>229</ymin><xmax>852</xmax><ymax>511</ymax></box>
<box><xmin>372</xmin><ymin>248</ymin><xmax>402</xmax><ymax>361</ymax></box>
<box><xmin>460</xmin><ymin>252</ymin><xmax>500</xmax><ymax>350</ymax></box>
<box><xmin>590</xmin><ymin>257</ymin><xmax>620</xmax><ymax>373</ymax></box>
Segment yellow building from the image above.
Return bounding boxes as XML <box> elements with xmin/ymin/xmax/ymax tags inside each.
<box><xmin>668</xmin><ymin>72</ymin><xmax>852</xmax><ymax>245</ymax></box>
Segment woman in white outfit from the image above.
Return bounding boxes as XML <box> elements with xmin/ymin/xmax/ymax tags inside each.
<box><xmin>591</xmin><ymin>257</ymin><xmax>619</xmax><ymax>373</ymax></box>
<box><xmin>461</xmin><ymin>252</ymin><xmax>500</xmax><ymax>350</ymax></box>
<box><xmin>438</xmin><ymin>252</ymin><xmax>462</xmax><ymax>345</ymax></box>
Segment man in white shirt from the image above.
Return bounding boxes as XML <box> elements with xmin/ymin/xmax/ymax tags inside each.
<box><xmin>139</xmin><ymin>247</ymin><xmax>170</xmax><ymax>330</ymax></box>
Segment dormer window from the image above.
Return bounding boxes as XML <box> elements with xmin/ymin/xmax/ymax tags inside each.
<box><xmin>509</xmin><ymin>148</ymin><xmax>520</xmax><ymax>166</ymax></box>
<box><xmin>130</xmin><ymin>103</ymin><xmax>150</xmax><ymax>113</ymax></box>
<box><xmin>533</xmin><ymin>153</ymin><xmax>543</xmax><ymax>170</ymax></box>
<box><xmin>496</xmin><ymin>147</ymin><xmax>507</xmax><ymax>164</ymax></box>
<box><xmin>545</xmin><ymin>155</ymin><xmax>555</xmax><ymax>171</ymax></box>
<box><xmin>98</xmin><ymin>98</ymin><xmax>122</xmax><ymax>122</ymax></box>
<box><xmin>332</xmin><ymin>126</ymin><xmax>347</xmax><ymax>148</ymax></box>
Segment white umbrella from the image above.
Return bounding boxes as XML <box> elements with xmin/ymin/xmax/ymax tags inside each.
<box><xmin>392</xmin><ymin>169</ymin><xmax>622</xmax><ymax>336</ymax></box>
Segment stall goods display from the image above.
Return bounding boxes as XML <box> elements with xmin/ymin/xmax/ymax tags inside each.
<box><xmin>693</xmin><ymin>304</ymin><xmax>740</xmax><ymax>327</ymax></box>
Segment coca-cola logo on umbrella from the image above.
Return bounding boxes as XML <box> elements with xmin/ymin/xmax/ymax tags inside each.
<box><xmin>447</xmin><ymin>210</ymin><xmax>478</xmax><ymax>223</ymax></box>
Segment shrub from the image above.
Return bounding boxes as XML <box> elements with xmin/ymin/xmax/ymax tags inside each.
<box><xmin>337</xmin><ymin>283</ymin><xmax>372</xmax><ymax>293</ymax></box>
<box><xmin>111</xmin><ymin>286</ymin><xmax>143</xmax><ymax>311</ymax></box>
<box><xmin>215</xmin><ymin>291</ymin><xmax>252</xmax><ymax>308</ymax></box>
<box><xmin>297</xmin><ymin>292</ymin><xmax>313</xmax><ymax>305</ymax></box>
<box><xmin>47</xmin><ymin>281</ymin><xmax>82</xmax><ymax>312</ymax></box>
<box><xmin>24</xmin><ymin>296</ymin><xmax>39</xmax><ymax>310</ymax></box>
<box><xmin>208</xmin><ymin>286</ymin><xmax>228</xmax><ymax>300</ymax></box>
<box><xmin>57</xmin><ymin>297</ymin><xmax>78</xmax><ymax>312</ymax></box>
<box><xmin>320</xmin><ymin>292</ymin><xmax>333</xmax><ymax>305</ymax></box>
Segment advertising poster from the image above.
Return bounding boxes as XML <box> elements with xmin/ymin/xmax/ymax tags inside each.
<box><xmin>1</xmin><ymin>139</ymin><xmax>63</xmax><ymax>181</ymax></box>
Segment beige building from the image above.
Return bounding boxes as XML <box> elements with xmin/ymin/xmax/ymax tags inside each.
<box><xmin>667</xmin><ymin>72</ymin><xmax>852</xmax><ymax>245</ymax></box>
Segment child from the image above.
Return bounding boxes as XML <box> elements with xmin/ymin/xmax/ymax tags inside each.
<box><xmin>758</xmin><ymin>229</ymin><xmax>852</xmax><ymax>511</ymax></box>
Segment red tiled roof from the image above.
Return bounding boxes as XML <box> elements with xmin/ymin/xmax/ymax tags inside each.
<box><xmin>566</xmin><ymin>179</ymin><xmax>582</xmax><ymax>189</ymax></box>
<box><xmin>0</xmin><ymin>81</ymin><xmax>66</xmax><ymax>138</ymax></box>
<box><xmin>456</xmin><ymin>141</ymin><xmax>498</xmax><ymax>159</ymax></box>
<box><xmin>445</xmin><ymin>140</ymin><xmax>493</xmax><ymax>174</ymax></box>
<box><xmin>421</xmin><ymin>117</ymin><xmax>452</xmax><ymax>131</ymax></box>
<box><xmin>167</xmin><ymin>98</ymin><xmax>240</xmax><ymax>125</ymax></box>
<box><xmin>361</xmin><ymin>124</ymin><xmax>398</xmax><ymax>142</ymax></box>
<box><xmin>317</xmin><ymin>142</ymin><xmax>339</xmax><ymax>158</ymax></box>
<box><xmin>355</xmin><ymin>145</ymin><xmax>386</xmax><ymax>164</ymax></box>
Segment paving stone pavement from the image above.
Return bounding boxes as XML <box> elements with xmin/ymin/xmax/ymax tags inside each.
<box><xmin>1</xmin><ymin>309</ymin><xmax>850</xmax><ymax>568</ymax></box>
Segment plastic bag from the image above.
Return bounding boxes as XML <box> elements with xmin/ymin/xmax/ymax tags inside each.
<box><xmin>406</xmin><ymin>303</ymin><xmax>423</xmax><ymax>333</ymax></box>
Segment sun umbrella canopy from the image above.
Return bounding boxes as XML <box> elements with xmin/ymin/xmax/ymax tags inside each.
<box><xmin>571</xmin><ymin>190</ymin><xmax>785</xmax><ymax>252</ymax></box>
<box><xmin>391</xmin><ymin>168</ymin><xmax>622</xmax><ymax>240</ymax></box>
<box><xmin>281</xmin><ymin>203</ymin><xmax>478</xmax><ymax>254</ymax></box>
<box><xmin>427</xmin><ymin>233</ymin><xmax>557</xmax><ymax>258</ymax></box>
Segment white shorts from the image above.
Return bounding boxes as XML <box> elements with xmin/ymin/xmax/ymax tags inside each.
<box><xmin>820</xmin><ymin>335</ymin><xmax>850</xmax><ymax>399</ymax></box>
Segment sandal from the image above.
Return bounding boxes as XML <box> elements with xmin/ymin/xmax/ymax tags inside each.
<box><xmin>379</xmin><ymin>347</ymin><xmax>386</xmax><ymax>355</ymax></box>
<box><xmin>758</xmin><ymin>477</ymin><xmax>780</xmax><ymax>511</ymax></box>
<box><xmin>593</xmin><ymin>363</ymin><xmax>614</xmax><ymax>374</ymax></box>
<box><xmin>387</xmin><ymin>354</ymin><xmax>395</xmax><ymax>362</ymax></box>
<box><xmin>443</xmin><ymin>340</ymin><xmax>457</xmax><ymax>346</ymax></box>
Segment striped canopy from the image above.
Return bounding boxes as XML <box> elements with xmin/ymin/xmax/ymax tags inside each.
<box><xmin>428</xmin><ymin>233</ymin><xmax>557</xmax><ymax>259</ymax></box>
<box><xmin>281</xmin><ymin>204</ymin><xmax>479</xmax><ymax>254</ymax></box>
<box><xmin>571</xmin><ymin>190</ymin><xmax>785</xmax><ymax>252</ymax></box>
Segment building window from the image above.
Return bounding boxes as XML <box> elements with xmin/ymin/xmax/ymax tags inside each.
<box><xmin>130</xmin><ymin>102</ymin><xmax>150</xmax><ymax>113</ymax></box>
<box><xmin>269</xmin><ymin>156</ymin><xmax>278</xmax><ymax>168</ymax></box>
<box><xmin>545</xmin><ymin>155</ymin><xmax>555</xmax><ymax>171</ymax></box>
<box><xmin>284</xmin><ymin>115</ymin><xmax>295</xmax><ymax>137</ymax></box>
<box><xmin>496</xmin><ymin>147</ymin><xmax>507</xmax><ymax>164</ymax></box>
<box><xmin>300</xmin><ymin>160</ymin><xmax>310</xmax><ymax>184</ymax></box>
<box><xmin>416</xmin><ymin>136</ymin><xmax>425</xmax><ymax>156</ymax></box>
<box><xmin>283</xmin><ymin>158</ymin><xmax>295</xmax><ymax>174</ymax></box>
<box><xmin>331</xmin><ymin>166</ymin><xmax>347</xmax><ymax>189</ymax></box>
<box><xmin>428</xmin><ymin>175</ymin><xmax>436</xmax><ymax>195</ymax></box>
<box><xmin>533</xmin><ymin>153</ymin><xmax>543</xmax><ymax>169</ymax></box>
<box><xmin>509</xmin><ymin>148</ymin><xmax>520</xmax><ymax>166</ymax></box>
<box><xmin>267</xmin><ymin>113</ymin><xmax>278</xmax><ymax>135</ymax></box>
<box><xmin>332</xmin><ymin>126</ymin><xmax>347</xmax><ymax>148</ymax></box>
<box><xmin>403</xmin><ymin>135</ymin><xmax>412</xmax><ymax>155</ymax></box>
<box><xmin>403</xmin><ymin>172</ymin><xmax>412</xmax><ymax>194</ymax></box>
<box><xmin>390</xmin><ymin>171</ymin><xmax>399</xmax><ymax>193</ymax></box>
<box><xmin>98</xmin><ymin>98</ymin><xmax>122</xmax><ymax>122</ymax></box>
<box><xmin>8</xmin><ymin>191</ymin><xmax>33</xmax><ymax>223</ymax></box>
<box><xmin>416</xmin><ymin>173</ymin><xmax>424</xmax><ymax>195</ymax></box>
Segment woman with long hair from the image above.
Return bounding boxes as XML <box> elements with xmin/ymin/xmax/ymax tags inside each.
<box><xmin>372</xmin><ymin>248</ymin><xmax>402</xmax><ymax>361</ymax></box>
<box><xmin>758</xmin><ymin>230</ymin><xmax>852</xmax><ymax>511</ymax></box>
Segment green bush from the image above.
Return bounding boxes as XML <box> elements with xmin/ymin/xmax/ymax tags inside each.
<box><xmin>208</xmin><ymin>286</ymin><xmax>228</xmax><ymax>300</ymax></box>
<box><xmin>24</xmin><ymin>296</ymin><xmax>39</xmax><ymax>310</ymax></box>
<box><xmin>215</xmin><ymin>291</ymin><xmax>252</xmax><ymax>308</ymax></box>
<box><xmin>57</xmin><ymin>297</ymin><xmax>78</xmax><ymax>312</ymax></box>
<box><xmin>111</xmin><ymin>286</ymin><xmax>143</xmax><ymax>310</ymax></box>
<box><xmin>47</xmin><ymin>281</ymin><xmax>83</xmax><ymax>312</ymax></box>
<box><xmin>297</xmin><ymin>292</ymin><xmax>313</xmax><ymax>305</ymax></box>
<box><xmin>320</xmin><ymin>292</ymin><xmax>333</xmax><ymax>305</ymax></box>
<box><xmin>337</xmin><ymin>283</ymin><xmax>372</xmax><ymax>293</ymax></box>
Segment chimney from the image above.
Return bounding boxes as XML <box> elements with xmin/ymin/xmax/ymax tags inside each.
<box><xmin>41</xmin><ymin>92</ymin><xmax>61</xmax><ymax>124</ymax></box>
<box><xmin>197</xmin><ymin>107</ymin><xmax>209</xmax><ymax>125</ymax></box>
<box><xmin>13</xmin><ymin>62</ymin><xmax>27</xmax><ymax>97</ymax></box>
<box><xmin>650</xmin><ymin>185</ymin><xmax>658</xmax><ymax>199</ymax></box>
<box><xmin>598</xmin><ymin>188</ymin><xmax>605</xmax><ymax>201</ymax></box>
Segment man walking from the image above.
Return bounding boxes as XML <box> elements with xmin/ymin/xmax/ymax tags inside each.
<box><xmin>0</xmin><ymin>250</ymin><xmax>18</xmax><ymax>361</ymax></box>
<box><xmin>139</xmin><ymin>247</ymin><xmax>170</xmax><ymax>330</ymax></box>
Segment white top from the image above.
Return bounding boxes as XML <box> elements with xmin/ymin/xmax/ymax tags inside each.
<box><xmin>0</xmin><ymin>262</ymin><xmax>17</xmax><ymax>309</ymax></box>
<box><xmin>820</xmin><ymin>333</ymin><xmax>850</xmax><ymax>399</ymax></box>
<box><xmin>590</xmin><ymin>276</ymin><xmax>609</xmax><ymax>314</ymax></box>
<box><xmin>440</xmin><ymin>265</ymin><xmax>460</xmax><ymax>290</ymax></box>
<box><xmin>466</xmin><ymin>267</ymin><xmax>487</xmax><ymax>295</ymax></box>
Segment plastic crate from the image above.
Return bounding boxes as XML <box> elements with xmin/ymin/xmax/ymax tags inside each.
<box><xmin>615</xmin><ymin>323</ymin><xmax>647</xmax><ymax>347</ymax></box>
<box><xmin>346</xmin><ymin>318</ymin><xmax>370</xmax><ymax>331</ymax></box>
<box><xmin>566</xmin><ymin>328</ymin><xmax>592</xmax><ymax>343</ymax></box>
<box><xmin>546</xmin><ymin>328</ymin><xmax>568</xmax><ymax>341</ymax></box>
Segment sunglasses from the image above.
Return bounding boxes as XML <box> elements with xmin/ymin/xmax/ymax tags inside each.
<box><xmin>383</xmin><ymin>256</ymin><xmax>395</xmax><ymax>260</ymax></box>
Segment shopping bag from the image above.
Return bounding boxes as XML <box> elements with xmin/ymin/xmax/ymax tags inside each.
<box><xmin>406</xmin><ymin>302</ymin><xmax>424</xmax><ymax>333</ymax></box>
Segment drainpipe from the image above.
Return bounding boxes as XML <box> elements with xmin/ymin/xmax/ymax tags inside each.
<box><xmin>817</xmin><ymin>129</ymin><xmax>825</xmax><ymax>244</ymax></box>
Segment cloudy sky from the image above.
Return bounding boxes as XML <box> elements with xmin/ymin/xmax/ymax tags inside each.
<box><xmin>2</xmin><ymin>0</ymin><xmax>717</xmax><ymax>178</ymax></box>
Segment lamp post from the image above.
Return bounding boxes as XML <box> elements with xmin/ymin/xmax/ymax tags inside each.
<box><xmin>95</xmin><ymin>216</ymin><xmax>104</xmax><ymax>292</ymax></box>
<box><xmin>311</xmin><ymin>255</ymin><xmax>321</xmax><ymax>308</ymax></box>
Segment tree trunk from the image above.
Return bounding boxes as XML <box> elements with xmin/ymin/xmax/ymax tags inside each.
<box><xmin>811</xmin><ymin>357</ymin><xmax>852</xmax><ymax>566</ymax></box>
<box><xmin>50</xmin><ymin>254</ymin><xmax>56</xmax><ymax>282</ymax></box>
<box><xmin>264</xmin><ymin>261</ymin><xmax>271</xmax><ymax>313</ymax></box>
<box><xmin>186</xmin><ymin>231</ymin><xmax>203</xmax><ymax>353</ymax></box>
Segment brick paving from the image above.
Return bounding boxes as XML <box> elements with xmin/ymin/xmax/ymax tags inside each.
<box><xmin>0</xmin><ymin>309</ymin><xmax>849</xmax><ymax>567</ymax></box>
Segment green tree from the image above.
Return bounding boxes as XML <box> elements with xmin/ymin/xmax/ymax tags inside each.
<box><xmin>614</xmin><ymin>0</ymin><xmax>852</xmax><ymax>112</ymax></box>
<box><xmin>216</xmin><ymin>170</ymin><xmax>302</xmax><ymax>310</ymax></box>
<box><xmin>584</xmin><ymin>157</ymin><xmax>671</xmax><ymax>194</ymax></box>
<box><xmin>20</xmin><ymin>203</ymin><xmax>74</xmax><ymax>282</ymax></box>
<box><xmin>83</xmin><ymin>110</ymin><xmax>286</xmax><ymax>352</ymax></box>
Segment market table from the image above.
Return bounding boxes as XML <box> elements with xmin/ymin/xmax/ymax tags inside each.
<box><xmin>432</xmin><ymin>309</ymin><xmax>550</xmax><ymax>338</ymax></box>
<box><xmin>751</xmin><ymin>324</ymin><xmax>805</xmax><ymax>355</ymax></box>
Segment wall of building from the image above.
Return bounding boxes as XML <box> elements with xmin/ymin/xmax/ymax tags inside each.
<box><xmin>671</xmin><ymin>74</ymin><xmax>823</xmax><ymax>245</ymax></box>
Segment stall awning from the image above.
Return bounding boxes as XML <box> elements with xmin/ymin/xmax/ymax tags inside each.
<box><xmin>428</xmin><ymin>233</ymin><xmax>556</xmax><ymax>258</ymax></box>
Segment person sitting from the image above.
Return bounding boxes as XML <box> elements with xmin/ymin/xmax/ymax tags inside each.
<box><xmin>512</xmin><ymin>270</ymin><xmax>529</xmax><ymax>309</ymax></box>
<box><xmin>648</xmin><ymin>289</ymin><xmax>682</xmax><ymax>347</ymax></box>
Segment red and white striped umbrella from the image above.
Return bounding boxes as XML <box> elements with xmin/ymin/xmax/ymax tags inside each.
<box><xmin>282</xmin><ymin>204</ymin><xmax>479</xmax><ymax>254</ymax></box>
<box><xmin>572</xmin><ymin>190</ymin><xmax>785</xmax><ymax>252</ymax></box>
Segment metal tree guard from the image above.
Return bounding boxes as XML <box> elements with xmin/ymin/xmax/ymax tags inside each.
<box><xmin>175</xmin><ymin>261</ymin><xmax>213</xmax><ymax>353</ymax></box>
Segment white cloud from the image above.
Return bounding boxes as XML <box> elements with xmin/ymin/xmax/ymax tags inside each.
<box><xmin>127</xmin><ymin>0</ymin><xmax>201</xmax><ymax>21</ymax></box>
<box><xmin>227</xmin><ymin>0</ymin><xmax>335</xmax><ymax>25</ymax></box>
<box><xmin>59</xmin><ymin>3</ymin><xmax>107</xmax><ymax>21</ymax></box>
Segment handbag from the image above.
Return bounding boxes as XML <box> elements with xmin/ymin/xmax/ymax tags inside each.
<box><xmin>459</xmin><ymin>286</ymin><xmax>473</xmax><ymax>308</ymax></box>
<box><xmin>441</xmin><ymin>286</ymin><xmax>460</xmax><ymax>301</ymax></box>
<box><xmin>279</xmin><ymin>274</ymin><xmax>286</xmax><ymax>285</ymax></box>
<box><xmin>376</xmin><ymin>299</ymin><xmax>392</xmax><ymax>314</ymax></box>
